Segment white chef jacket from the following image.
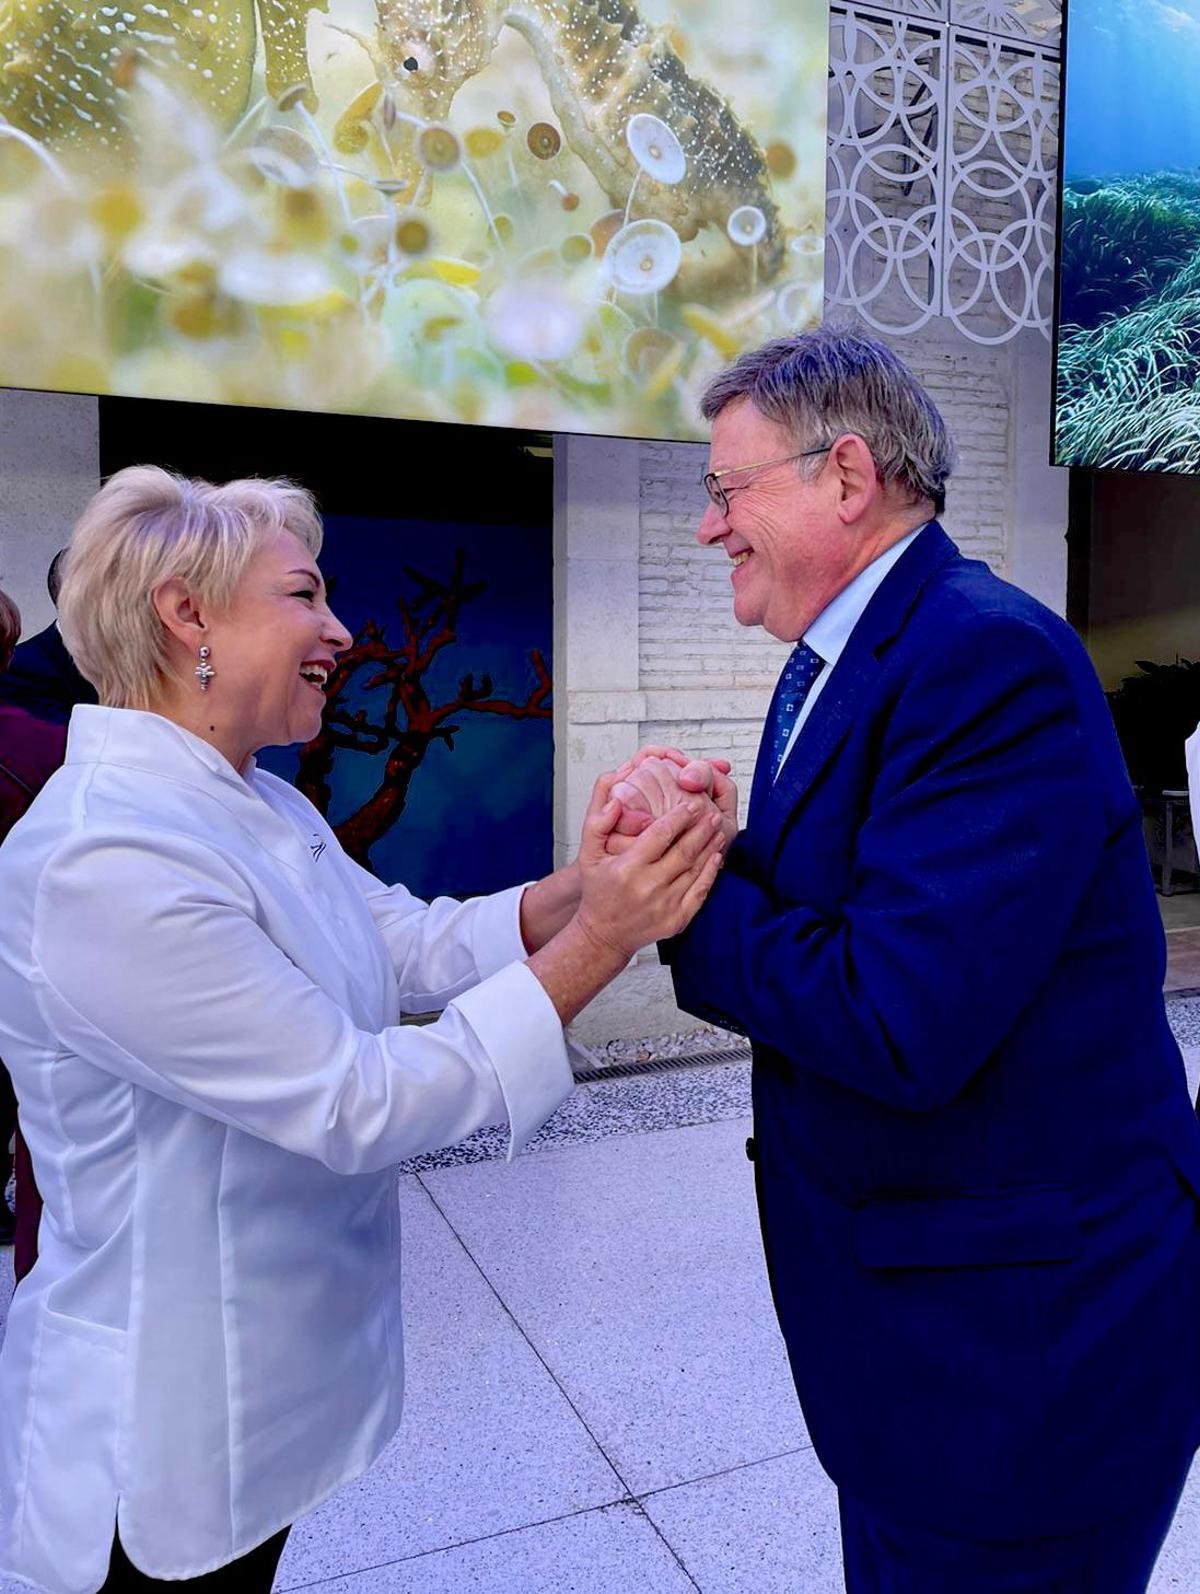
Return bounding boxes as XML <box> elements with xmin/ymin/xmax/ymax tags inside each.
<box><xmin>0</xmin><ymin>706</ymin><xmax>572</xmax><ymax>1594</ymax></box>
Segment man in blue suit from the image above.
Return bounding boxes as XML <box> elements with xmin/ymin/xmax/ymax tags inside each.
<box><xmin>648</xmin><ymin>330</ymin><xmax>1200</xmax><ymax>1589</ymax></box>
<box><xmin>0</xmin><ymin>548</ymin><xmax>97</xmax><ymax>725</ymax></box>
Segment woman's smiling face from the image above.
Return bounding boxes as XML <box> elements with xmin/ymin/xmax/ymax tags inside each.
<box><xmin>200</xmin><ymin>529</ymin><xmax>352</xmax><ymax>762</ymax></box>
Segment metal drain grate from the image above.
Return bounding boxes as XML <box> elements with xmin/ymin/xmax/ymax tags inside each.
<box><xmin>571</xmin><ymin>1044</ymin><xmax>751</xmax><ymax>1084</ymax></box>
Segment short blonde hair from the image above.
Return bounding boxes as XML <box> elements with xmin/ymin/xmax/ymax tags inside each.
<box><xmin>0</xmin><ymin>584</ymin><xmax>20</xmax><ymax>674</ymax></box>
<box><xmin>59</xmin><ymin>466</ymin><xmax>323</xmax><ymax>709</ymax></box>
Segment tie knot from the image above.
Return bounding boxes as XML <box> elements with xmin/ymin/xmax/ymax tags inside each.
<box><xmin>785</xmin><ymin>642</ymin><xmax>823</xmax><ymax>683</ymax></box>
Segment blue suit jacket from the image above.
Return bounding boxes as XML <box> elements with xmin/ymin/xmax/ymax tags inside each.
<box><xmin>0</xmin><ymin>623</ymin><xmax>96</xmax><ymax>726</ymax></box>
<box><xmin>666</xmin><ymin>523</ymin><xmax>1200</xmax><ymax>1539</ymax></box>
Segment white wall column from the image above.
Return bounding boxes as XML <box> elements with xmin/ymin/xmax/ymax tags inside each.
<box><xmin>0</xmin><ymin>390</ymin><xmax>100</xmax><ymax>632</ymax></box>
<box><xmin>552</xmin><ymin>433</ymin><xmax>644</xmax><ymax>871</ymax></box>
<box><xmin>1007</xmin><ymin>329</ymin><xmax>1070</xmax><ymax>616</ymax></box>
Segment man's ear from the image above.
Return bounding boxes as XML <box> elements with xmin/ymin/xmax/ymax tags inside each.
<box><xmin>829</xmin><ymin>434</ymin><xmax>880</xmax><ymax>525</ymax></box>
<box><xmin>151</xmin><ymin>576</ymin><xmax>207</xmax><ymax>650</ymax></box>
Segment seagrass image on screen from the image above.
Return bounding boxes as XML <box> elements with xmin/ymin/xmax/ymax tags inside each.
<box><xmin>0</xmin><ymin>0</ymin><xmax>827</xmax><ymax>440</ymax></box>
<box><xmin>1055</xmin><ymin>0</ymin><xmax>1200</xmax><ymax>473</ymax></box>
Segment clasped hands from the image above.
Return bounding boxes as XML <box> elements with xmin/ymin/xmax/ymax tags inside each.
<box><xmin>608</xmin><ymin>746</ymin><xmax>737</xmax><ymax>853</ymax></box>
<box><xmin>571</xmin><ymin>746</ymin><xmax>737</xmax><ymax>964</ymax></box>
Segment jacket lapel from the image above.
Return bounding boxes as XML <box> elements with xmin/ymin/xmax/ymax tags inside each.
<box><xmin>747</xmin><ymin>523</ymin><xmax>960</xmax><ymax>868</ymax></box>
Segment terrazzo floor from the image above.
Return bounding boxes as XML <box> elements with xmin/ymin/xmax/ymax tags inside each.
<box><xmin>2</xmin><ymin>1012</ymin><xmax>1200</xmax><ymax>1591</ymax></box>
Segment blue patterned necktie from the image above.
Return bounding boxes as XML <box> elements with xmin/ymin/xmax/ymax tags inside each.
<box><xmin>770</xmin><ymin>642</ymin><xmax>824</xmax><ymax>780</ymax></box>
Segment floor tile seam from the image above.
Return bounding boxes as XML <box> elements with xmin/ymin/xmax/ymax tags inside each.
<box><xmin>624</xmin><ymin>1495</ymin><xmax>703</xmax><ymax>1593</ymax></box>
<box><xmin>626</xmin><ymin>1444</ymin><xmax>824</xmax><ymax>1594</ymax></box>
<box><xmin>634</xmin><ymin>1442</ymin><xmax>818</xmax><ymax>1504</ymax></box>
<box><xmin>410</xmin><ymin>1173</ymin><xmax>641</xmax><ymax>1499</ymax></box>
<box><xmin>274</xmin><ymin>1495</ymin><xmax>651</xmax><ymax>1589</ymax></box>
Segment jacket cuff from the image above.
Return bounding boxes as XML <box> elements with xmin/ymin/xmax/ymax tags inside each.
<box><xmin>450</xmin><ymin>959</ymin><xmax>572</xmax><ymax>1159</ymax></box>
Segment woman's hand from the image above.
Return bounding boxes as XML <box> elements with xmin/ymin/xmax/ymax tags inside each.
<box><xmin>525</xmin><ymin>772</ymin><xmax>726</xmax><ymax>1025</ymax></box>
<box><xmin>576</xmin><ymin>771</ymin><xmax>726</xmax><ymax>959</ymax></box>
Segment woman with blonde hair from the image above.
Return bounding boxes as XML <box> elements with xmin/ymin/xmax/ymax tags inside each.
<box><xmin>0</xmin><ymin>467</ymin><xmax>727</xmax><ymax>1594</ymax></box>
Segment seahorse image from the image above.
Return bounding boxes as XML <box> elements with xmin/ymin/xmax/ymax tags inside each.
<box><xmin>374</xmin><ymin>0</ymin><xmax>786</xmax><ymax>286</ymax></box>
<box><xmin>0</xmin><ymin>0</ymin><xmax>326</xmax><ymax>156</ymax></box>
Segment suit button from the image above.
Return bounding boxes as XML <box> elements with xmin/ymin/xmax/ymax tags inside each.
<box><xmin>745</xmin><ymin>1136</ymin><xmax>756</xmax><ymax>1162</ymax></box>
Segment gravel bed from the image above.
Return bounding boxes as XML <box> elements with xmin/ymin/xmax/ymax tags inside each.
<box><xmin>572</xmin><ymin>1025</ymin><xmax>747</xmax><ymax>1071</ymax></box>
<box><xmin>399</xmin><ymin>1059</ymin><xmax>752</xmax><ymax>1172</ymax></box>
<box><xmin>573</xmin><ymin>993</ymin><xmax>1200</xmax><ymax>1071</ymax></box>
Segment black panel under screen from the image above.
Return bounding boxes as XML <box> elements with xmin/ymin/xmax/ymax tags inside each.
<box><xmin>98</xmin><ymin>398</ymin><xmax>551</xmax><ymax>527</ymax></box>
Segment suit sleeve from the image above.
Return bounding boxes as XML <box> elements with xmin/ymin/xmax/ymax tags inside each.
<box><xmin>31</xmin><ymin>831</ymin><xmax>571</xmax><ymax>1170</ymax></box>
<box><xmin>666</xmin><ymin>613</ymin><xmax>1115</xmax><ymax>1111</ymax></box>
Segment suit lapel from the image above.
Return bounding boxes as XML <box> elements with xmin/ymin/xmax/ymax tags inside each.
<box><xmin>746</xmin><ymin>523</ymin><xmax>960</xmax><ymax>868</ymax></box>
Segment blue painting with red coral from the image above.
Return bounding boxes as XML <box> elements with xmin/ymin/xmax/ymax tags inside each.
<box><xmin>257</xmin><ymin>514</ymin><xmax>553</xmax><ymax>901</ymax></box>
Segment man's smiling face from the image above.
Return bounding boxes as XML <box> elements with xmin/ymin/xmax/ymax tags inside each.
<box><xmin>696</xmin><ymin>398</ymin><xmax>862</xmax><ymax>643</ymax></box>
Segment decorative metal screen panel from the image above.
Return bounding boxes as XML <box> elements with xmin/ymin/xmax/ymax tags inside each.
<box><xmin>851</xmin><ymin>0</ymin><xmax>1062</xmax><ymax>47</ymax></box>
<box><xmin>827</xmin><ymin>11</ymin><xmax>946</xmax><ymax>335</ymax></box>
<box><xmin>952</xmin><ymin>0</ymin><xmax>1062</xmax><ymax>50</ymax></box>
<box><xmin>827</xmin><ymin>1</ymin><xmax>1062</xmax><ymax>343</ymax></box>
<box><xmin>863</xmin><ymin>0</ymin><xmax>948</xmax><ymax>20</ymax></box>
<box><xmin>946</xmin><ymin>33</ymin><xmax>1059</xmax><ymax>341</ymax></box>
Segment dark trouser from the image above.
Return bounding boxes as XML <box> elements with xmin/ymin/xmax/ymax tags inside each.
<box><xmin>99</xmin><ymin>1528</ymin><xmax>291</xmax><ymax>1593</ymax></box>
<box><xmin>1</xmin><ymin>1062</ymin><xmax>42</xmax><ymax>1277</ymax></box>
<box><xmin>838</xmin><ymin>1464</ymin><xmax>1190</xmax><ymax>1594</ymax></box>
<box><xmin>0</xmin><ymin>1062</ymin><xmax>15</xmax><ymax>1240</ymax></box>
<box><xmin>12</xmin><ymin>1125</ymin><xmax>41</xmax><ymax>1282</ymax></box>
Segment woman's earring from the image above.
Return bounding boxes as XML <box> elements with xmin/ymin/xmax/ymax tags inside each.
<box><xmin>195</xmin><ymin>645</ymin><xmax>216</xmax><ymax>692</ymax></box>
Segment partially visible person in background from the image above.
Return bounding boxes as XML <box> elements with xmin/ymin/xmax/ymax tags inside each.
<box><xmin>0</xmin><ymin>582</ymin><xmax>68</xmax><ymax>1262</ymax></box>
<box><xmin>1185</xmin><ymin>721</ymin><xmax>1200</xmax><ymax>896</ymax></box>
<box><xmin>1184</xmin><ymin>722</ymin><xmax>1200</xmax><ymax>1105</ymax></box>
<box><xmin>0</xmin><ymin>584</ymin><xmax>19</xmax><ymax>675</ymax></box>
<box><xmin>0</xmin><ymin>547</ymin><xmax>97</xmax><ymax>723</ymax></box>
<box><xmin>0</xmin><ymin>556</ymin><xmax>90</xmax><ymax>1281</ymax></box>
<box><xmin>0</xmin><ymin>580</ymin><xmax>21</xmax><ymax>1247</ymax></box>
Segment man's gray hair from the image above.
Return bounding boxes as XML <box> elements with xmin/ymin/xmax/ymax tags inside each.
<box><xmin>701</xmin><ymin>328</ymin><xmax>957</xmax><ymax>516</ymax></box>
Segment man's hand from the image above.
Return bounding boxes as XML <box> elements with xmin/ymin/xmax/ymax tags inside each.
<box><xmin>574</xmin><ymin>772</ymin><xmax>727</xmax><ymax>956</ymax></box>
<box><xmin>609</xmin><ymin>746</ymin><xmax>739</xmax><ymax>851</ymax></box>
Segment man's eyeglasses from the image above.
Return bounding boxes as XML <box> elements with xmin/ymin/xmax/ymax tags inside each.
<box><xmin>701</xmin><ymin>446</ymin><xmax>830</xmax><ymax>518</ymax></box>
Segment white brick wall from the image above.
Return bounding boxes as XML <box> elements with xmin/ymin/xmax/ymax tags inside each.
<box><xmin>639</xmin><ymin>440</ymin><xmax>789</xmax><ymax>693</ymax></box>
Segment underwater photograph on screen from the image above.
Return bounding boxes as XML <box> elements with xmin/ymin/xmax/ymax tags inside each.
<box><xmin>1055</xmin><ymin>0</ymin><xmax>1200</xmax><ymax>473</ymax></box>
<box><xmin>0</xmin><ymin>0</ymin><xmax>826</xmax><ymax>441</ymax></box>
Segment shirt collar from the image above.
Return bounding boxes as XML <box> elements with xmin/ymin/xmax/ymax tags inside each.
<box><xmin>65</xmin><ymin>705</ymin><xmax>258</xmax><ymax>791</ymax></box>
<box><xmin>804</xmin><ymin>524</ymin><xmax>927</xmax><ymax>667</ymax></box>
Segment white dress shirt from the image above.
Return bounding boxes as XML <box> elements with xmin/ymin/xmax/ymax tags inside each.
<box><xmin>0</xmin><ymin>707</ymin><xmax>572</xmax><ymax>1594</ymax></box>
<box><xmin>776</xmin><ymin>526</ymin><xmax>925</xmax><ymax>774</ymax></box>
<box><xmin>1185</xmin><ymin>725</ymin><xmax>1200</xmax><ymax>855</ymax></box>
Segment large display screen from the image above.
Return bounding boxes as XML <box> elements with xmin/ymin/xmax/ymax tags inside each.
<box><xmin>0</xmin><ymin>0</ymin><xmax>827</xmax><ymax>441</ymax></box>
<box><xmin>1054</xmin><ymin>0</ymin><xmax>1200</xmax><ymax>473</ymax></box>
